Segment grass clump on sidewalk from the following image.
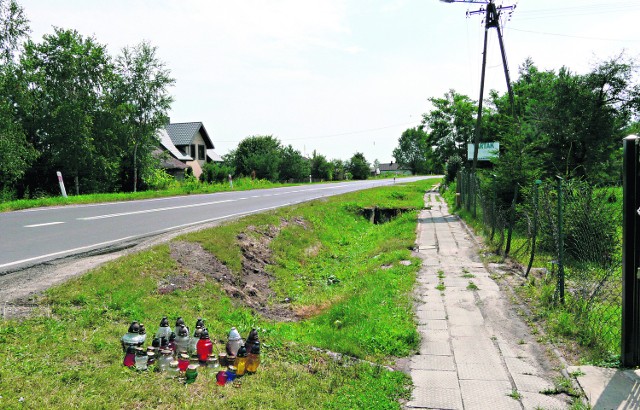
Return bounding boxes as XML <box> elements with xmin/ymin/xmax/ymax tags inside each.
<box><xmin>0</xmin><ymin>178</ymin><xmax>437</xmax><ymax>408</ymax></box>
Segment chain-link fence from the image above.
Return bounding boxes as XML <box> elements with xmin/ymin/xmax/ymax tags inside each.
<box><xmin>456</xmin><ymin>171</ymin><xmax>622</xmax><ymax>359</ymax></box>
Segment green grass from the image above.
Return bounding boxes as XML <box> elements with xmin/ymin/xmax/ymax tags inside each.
<box><xmin>0</xmin><ymin>177</ymin><xmax>297</xmax><ymax>212</ymax></box>
<box><xmin>0</xmin><ymin>177</ymin><xmax>438</xmax><ymax>408</ymax></box>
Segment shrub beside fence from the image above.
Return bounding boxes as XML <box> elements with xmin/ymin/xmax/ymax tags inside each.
<box><xmin>455</xmin><ymin>171</ymin><xmax>622</xmax><ymax>362</ymax></box>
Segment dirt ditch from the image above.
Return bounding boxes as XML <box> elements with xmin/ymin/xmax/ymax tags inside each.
<box><xmin>167</xmin><ymin>218</ymin><xmax>308</xmax><ymax>322</ymax></box>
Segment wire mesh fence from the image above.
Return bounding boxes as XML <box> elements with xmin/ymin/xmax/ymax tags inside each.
<box><xmin>456</xmin><ymin>171</ymin><xmax>622</xmax><ymax>359</ymax></box>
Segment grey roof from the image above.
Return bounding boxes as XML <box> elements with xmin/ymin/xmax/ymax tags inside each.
<box><xmin>152</xmin><ymin>148</ymin><xmax>190</xmax><ymax>170</ymax></box>
<box><xmin>166</xmin><ymin>122</ymin><xmax>214</xmax><ymax>149</ymax></box>
<box><xmin>207</xmin><ymin>149</ymin><xmax>223</xmax><ymax>162</ymax></box>
<box><xmin>379</xmin><ymin>162</ymin><xmax>409</xmax><ymax>172</ymax></box>
<box><xmin>158</xmin><ymin>129</ymin><xmax>192</xmax><ymax>161</ymax></box>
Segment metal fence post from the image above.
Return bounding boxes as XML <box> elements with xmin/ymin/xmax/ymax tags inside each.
<box><xmin>472</xmin><ymin>174</ymin><xmax>477</xmax><ymax>218</ymax></box>
<box><xmin>505</xmin><ymin>184</ymin><xmax>519</xmax><ymax>255</ymax></box>
<box><xmin>467</xmin><ymin>172</ymin><xmax>473</xmax><ymax>212</ymax></box>
<box><xmin>490</xmin><ymin>174</ymin><xmax>497</xmax><ymax>241</ymax></box>
<box><xmin>622</xmin><ymin>135</ymin><xmax>640</xmax><ymax>367</ymax></box>
<box><xmin>525</xmin><ymin>180</ymin><xmax>542</xmax><ymax>278</ymax></box>
<box><xmin>556</xmin><ymin>176</ymin><xmax>565</xmax><ymax>305</ymax></box>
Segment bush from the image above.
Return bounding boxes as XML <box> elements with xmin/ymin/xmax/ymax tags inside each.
<box><xmin>445</xmin><ymin>155</ymin><xmax>463</xmax><ymax>184</ymax></box>
<box><xmin>143</xmin><ymin>168</ymin><xmax>174</xmax><ymax>190</ymax></box>
<box><xmin>200</xmin><ymin>162</ymin><xmax>235</xmax><ymax>184</ymax></box>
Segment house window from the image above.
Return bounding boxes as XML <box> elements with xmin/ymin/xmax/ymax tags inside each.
<box><xmin>190</xmin><ymin>144</ymin><xmax>196</xmax><ymax>159</ymax></box>
<box><xmin>198</xmin><ymin>145</ymin><xmax>205</xmax><ymax>161</ymax></box>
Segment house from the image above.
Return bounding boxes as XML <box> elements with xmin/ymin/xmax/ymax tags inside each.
<box><xmin>155</xmin><ymin>128</ymin><xmax>192</xmax><ymax>179</ymax></box>
<box><xmin>378</xmin><ymin>162</ymin><xmax>412</xmax><ymax>176</ymax></box>
<box><xmin>164</xmin><ymin>122</ymin><xmax>222</xmax><ymax>178</ymax></box>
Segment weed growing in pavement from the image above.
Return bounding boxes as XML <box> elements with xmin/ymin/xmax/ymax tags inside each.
<box><xmin>466</xmin><ymin>281</ymin><xmax>478</xmax><ymax>291</ymax></box>
<box><xmin>541</xmin><ymin>376</ymin><xmax>581</xmax><ymax>397</ymax></box>
<box><xmin>507</xmin><ymin>390</ymin><xmax>522</xmax><ymax>400</ymax></box>
<box><xmin>569</xmin><ymin>369</ymin><xmax>585</xmax><ymax>378</ymax></box>
<box><xmin>462</xmin><ymin>273</ymin><xmax>475</xmax><ymax>279</ymax></box>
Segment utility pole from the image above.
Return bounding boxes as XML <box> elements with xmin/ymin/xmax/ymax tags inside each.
<box><xmin>441</xmin><ymin>0</ymin><xmax>516</xmax><ymax>173</ymax></box>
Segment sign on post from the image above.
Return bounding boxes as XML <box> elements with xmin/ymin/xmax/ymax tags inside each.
<box><xmin>467</xmin><ymin>142</ymin><xmax>499</xmax><ymax>161</ymax></box>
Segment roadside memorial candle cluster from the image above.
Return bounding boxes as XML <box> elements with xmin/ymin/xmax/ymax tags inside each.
<box><xmin>121</xmin><ymin>317</ymin><xmax>261</xmax><ymax>385</ymax></box>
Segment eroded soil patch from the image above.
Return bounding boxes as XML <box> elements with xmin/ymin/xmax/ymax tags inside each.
<box><xmin>168</xmin><ymin>218</ymin><xmax>307</xmax><ymax>322</ymax></box>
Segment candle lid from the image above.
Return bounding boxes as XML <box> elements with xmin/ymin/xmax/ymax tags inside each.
<box><xmin>127</xmin><ymin>321</ymin><xmax>140</xmax><ymax>333</ymax></box>
<box><xmin>169</xmin><ymin>360</ymin><xmax>179</xmax><ymax>367</ymax></box>
<box><xmin>177</xmin><ymin>324</ymin><xmax>189</xmax><ymax>337</ymax></box>
<box><xmin>228</xmin><ymin>327</ymin><xmax>241</xmax><ymax>341</ymax></box>
<box><xmin>246</xmin><ymin>328</ymin><xmax>259</xmax><ymax>342</ymax></box>
<box><xmin>160</xmin><ymin>316</ymin><xmax>170</xmax><ymax>327</ymax></box>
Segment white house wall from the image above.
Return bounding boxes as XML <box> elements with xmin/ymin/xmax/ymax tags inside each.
<box><xmin>186</xmin><ymin>131</ymin><xmax>207</xmax><ymax>178</ymax></box>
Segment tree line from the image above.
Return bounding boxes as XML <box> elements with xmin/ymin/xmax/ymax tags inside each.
<box><xmin>0</xmin><ymin>0</ymin><xmax>176</xmax><ymax>199</ymax></box>
<box><xmin>392</xmin><ymin>54</ymin><xmax>640</xmax><ymax>197</ymax></box>
<box><xmin>0</xmin><ymin>1</ymin><xmax>377</xmax><ymax>202</ymax></box>
<box><xmin>200</xmin><ymin>135</ymin><xmax>372</xmax><ymax>184</ymax></box>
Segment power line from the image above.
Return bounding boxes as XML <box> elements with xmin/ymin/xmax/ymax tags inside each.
<box><xmin>508</xmin><ymin>27</ymin><xmax>639</xmax><ymax>43</ymax></box>
<box><xmin>515</xmin><ymin>2</ymin><xmax>640</xmax><ymax>20</ymax></box>
<box><xmin>214</xmin><ymin>121</ymin><xmax>421</xmax><ymax>144</ymax></box>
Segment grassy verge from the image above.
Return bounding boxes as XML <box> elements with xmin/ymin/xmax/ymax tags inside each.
<box><xmin>0</xmin><ymin>178</ymin><xmax>437</xmax><ymax>408</ymax></box>
<box><xmin>0</xmin><ymin>177</ymin><xmax>294</xmax><ymax>212</ymax></box>
<box><xmin>0</xmin><ymin>175</ymin><xmax>415</xmax><ymax>213</ymax></box>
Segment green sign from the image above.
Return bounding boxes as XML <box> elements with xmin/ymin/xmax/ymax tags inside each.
<box><xmin>467</xmin><ymin>142</ymin><xmax>499</xmax><ymax>161</ymax></box>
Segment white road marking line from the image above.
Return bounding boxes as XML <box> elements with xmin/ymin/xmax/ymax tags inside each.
<box><xmin>77</xmin><ymin>199</ymin><xmax>235</xmax><ymax>221</ymax></box>
<box><xmin>2</xmin><ymin>206</ymin><xmax>287</xmax><ymax>270</ymax></box>
<box><xmin>0</xmin><ymin>236</ymin><xmax>136</xmax><ymax>269</ymax></box>
<box><xmin>24</xmin><ymin>221</ymin><xmax>65</xmax><ymax>228</ymax></box>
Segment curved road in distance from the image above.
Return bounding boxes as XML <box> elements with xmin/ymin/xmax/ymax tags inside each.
<box><xmin>0</xmin><ymin>177</ymin><xmax>433</xmax><ymax>274</ymax></box>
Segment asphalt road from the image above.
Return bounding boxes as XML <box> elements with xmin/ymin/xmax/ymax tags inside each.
<box><xmin>0</xmin><ymin>177</ymin><xmax>432</xmax><ymax>273</ymax></box>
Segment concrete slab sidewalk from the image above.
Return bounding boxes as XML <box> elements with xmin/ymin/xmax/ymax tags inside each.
<box><xmin>405</xmin><ymin>190</ymin><xmax>571</xmax><ymax>410</ymax></box>
<box><xmin>567</xmin><ymin>365</ymin><xmax>640</xmax><ymax>409</ymax></box>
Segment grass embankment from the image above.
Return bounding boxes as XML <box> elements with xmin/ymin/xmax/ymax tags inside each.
<box><xmin>0</xmin><ymin>178</ymin><xmax>437</xmax><ymax>409</ymax></box>
<box><xmin>0</xmin><ymin>177</ymin><xmax>293</xmax><ymax>212</ymax></box>
<box><xmin>0</xmin><ymin>175</ymin><xmax>413</xmax><ymax>213</ymax></box>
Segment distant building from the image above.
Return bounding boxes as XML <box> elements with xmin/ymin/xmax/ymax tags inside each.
<box><xmin>378</xmin><ymin>162</ymin><xmax>412</xmax><ymax>175</ymax></box>
<box><xmin>157</xmin><ymin>122</ymin><xmax>222</xmax><ymax>179</ymax></box>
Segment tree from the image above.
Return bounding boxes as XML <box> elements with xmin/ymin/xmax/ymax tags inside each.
<box><xmin>233</xmin><ymin>135</ymin><xmax>282</xmax><ymax>181</ymax></box>
<box><xmin>348</xmin><ymin>152</ymin><xmax>370</xmax><ymax>180</ymax></box>
<box><xmin>310</xmin><ymin>150</ymin><xmax>331</xmax><ymax>181</ymax></box>
<box><xmin>422</xmin><ymin>89</ymin><xmax>476</xmax><ymax>170</ymax></box>
<box><xmin>392</xmin><ymin>127</ymin><xmax>432</xmax><ymax>175</ymax></box>
<box><xmin>0</xmin><ymin>0</ymin><xmax>36</xmax><ymax>194</ymax></box>
<box><xmin>491</xmin><ymin>56</ymin><xmax>640</xmax><ymax>185</ymax></box>
<box><xmin>113</xmin><ymin>41</ymin><xmax>175</xmax><ymax>192</ymax></box>
<box><xmin>278</xmin><ymin>144</ymin><xmax>310</xmax><ymax>182</ymax></box>
<box><xmin>21</xmin><ymin>28</ymin><xmax>113</xmax><ymax>195</ymax></box>
<box><xmin>331</xmin><ymin>159</ymin><xmax>346</xmax><ymax>180</ymax></box>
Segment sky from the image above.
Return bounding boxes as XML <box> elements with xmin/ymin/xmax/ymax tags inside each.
<box><xmin>18</xmin><ymin>0</ymin><xmax>640</xmax><ymax>163</ymax></box>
